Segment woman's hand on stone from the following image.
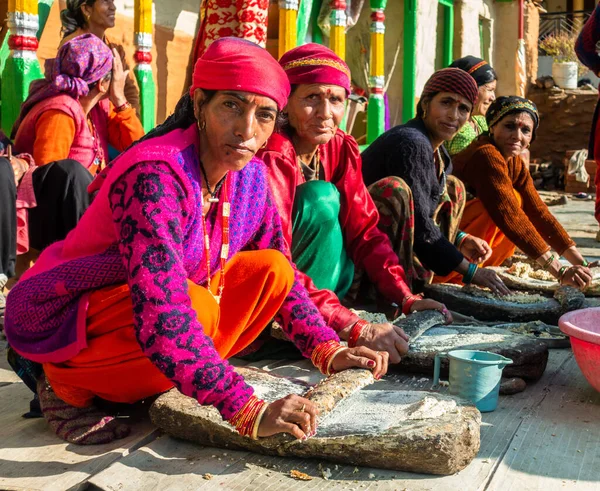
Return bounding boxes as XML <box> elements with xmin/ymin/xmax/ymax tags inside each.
<box><xmin>109</xmin><ymin>48</ymin><xmax>129</xmax><ymax>108</ymax></box>
<box><xmin>355</xmin><ymin>322</ymin><xmax>409</xmax><ymax>364</ymax></box>
<box><xmin>258</xmin><ymin>395</ymin><xmax>318</xmax><ymax>440</ymax></box>
<box><xmin>561</xmin><ymin>265</ymin><xmax>593</xmax><ymax>289</ymax></box>
<box><xmin>410</xmin><ymin>299</ymin><xmax>453</xmax><ymax>324</ymax></box>
<box><xmin>330</xmin><ymin>346</ymin><xmax>389</xmax><ymax>379</ymax></box>
<box><xmin>459</xmin><ymin>235</ymin><xmax>493</xmax><ymax>264</ymax></box>
<box><xmin>472</xmin><ymin>267</ymin><xmax>511</xmax><ymax>296</ymax></box>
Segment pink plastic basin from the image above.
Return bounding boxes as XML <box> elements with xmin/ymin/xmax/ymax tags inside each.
<box><xmin>559</xmin><ymin>307</ymin><xmax>600</xmax><ymax>392</ymax></box>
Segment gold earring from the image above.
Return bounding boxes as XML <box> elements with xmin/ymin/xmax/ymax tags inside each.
<box><xmin>423</xmin><ymin>109</ymin><xmax>427</xmax><ymax>119</ymax></box>
<box><xmin>198</xmin><ymin>120</ymin><xmax>206</xmax><ymax>131</ymax></box>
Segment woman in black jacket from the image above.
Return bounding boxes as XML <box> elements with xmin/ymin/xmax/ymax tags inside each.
<box><xmin>362</xmin><ymin>68</ymin><xmax>508</xmax><ymax>294</ymax></box>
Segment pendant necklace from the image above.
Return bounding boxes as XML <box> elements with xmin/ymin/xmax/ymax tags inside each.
<box><xmin>199</xmin><ymin>162</ymin><xmax>230</xmax><ymax>304</ymax></box>
<box><xmin>199</xmin><ymin>159</ymin><xmax>227</xmax><ymax>203</ymax></box>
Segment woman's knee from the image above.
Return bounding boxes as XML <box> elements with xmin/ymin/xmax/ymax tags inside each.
<box><xmin>253</xmin><ymin>250</ymin><xmax>295</xmax><ymax>291</ymax></box>
<box><xmin>51</xmin><ymin>159</ymin><xmax>93</xmax><ymax>187</ymax></box>
<box><xmin>295</xmin><ymin>181</ymin><xmax>341</xmax><ymax>225</ymax></box>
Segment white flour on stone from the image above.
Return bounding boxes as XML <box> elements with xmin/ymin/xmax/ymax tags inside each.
<box><xmin>410</xmin><ymin>327</ymin><xmax>510</xmax><ymax>353</ymax></box>
<box><xmin>317</xmin><ymin>390</ymin><xmax>457</xmax><ymax>437</ymax></box>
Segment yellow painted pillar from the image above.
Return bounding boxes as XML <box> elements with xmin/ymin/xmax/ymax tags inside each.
<box><xmin>330</xmin><ymin>0</ymin><xmax>347</xmax><ymax>60</ymax></box>
<box><xmin>278</xmin><ymin>0</ymin><xmax>298</xmax><ymax>58</ymax></box>
<box><xmin>134</xmin><ymin>0</ymin><xmax>155</xmax><ymax>131</ymax></box>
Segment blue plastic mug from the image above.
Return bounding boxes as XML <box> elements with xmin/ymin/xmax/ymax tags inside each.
<box><xmin>433</xmin><ymin>350</ymin><xmax>513</xmax><ymax>412</ymax></box>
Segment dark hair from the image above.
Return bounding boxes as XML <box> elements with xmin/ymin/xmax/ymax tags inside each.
<box><xmin>61</xmin><ymin>0</ymin><xmax>96</xmax><ymax>37</ymax></box>
<box><xmin>132</xmin><ymin>90</ymin><xmax>216</xmax><ymax>147</ymax></box>
<box><xmin>88</xmin><ymin>70</ymin><xmax>112</xmax><ymax>92</ymax></box>
<box><xmin>134</xmin><ymin>89</ymin><xmax>284</xmax><ymax>148</ymax></box>
<box><xmin>416</xmin><ymin>94</ymin><xmax>432</xmax><ymax>119</ymax></box>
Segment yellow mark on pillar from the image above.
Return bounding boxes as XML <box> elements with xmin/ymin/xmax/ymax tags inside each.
<box><xmin>370</xmin><ymin>32</ymin><xmax>384</xmax><ymax>77</ymax></box>
<box><xmin>12</xmin><ymin>0</ymin><xmax>38</xmax><ymax>15</ymax></box>
<box><xmin>330</xmin><ymin>25</ymin><xmax>345</xmax><ymax>61</ymax></box>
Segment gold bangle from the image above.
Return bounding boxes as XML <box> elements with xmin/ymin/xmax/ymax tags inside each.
<box><xmin>251</xmin><ymin>403</ymin><xmax>268</xmax><ymax>440</ymax></box>
<box><xmin>325</xmin><ymin>347</ymin><xmax>347</xmax><ymax>376</ymax></box>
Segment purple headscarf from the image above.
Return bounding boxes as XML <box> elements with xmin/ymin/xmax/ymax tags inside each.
<box><xmin>12</xmin><ymin>33</ymin><xmax>113</xmax><ymax>137</ymax></box>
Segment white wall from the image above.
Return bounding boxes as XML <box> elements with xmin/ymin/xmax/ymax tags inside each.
<box><xmin>415</xmin><ymin>0</ymin><xmax>495</xmax><ymax>96</ymax></box>
<box><xmin>454</xmin><ymin>0</ymin><xmax>495</xmax><ymax>61</ymax></box>
<box><xmin>415</xmin><ymin>0</ymin><xmax>439</xmax><ymax>95</ymax></box>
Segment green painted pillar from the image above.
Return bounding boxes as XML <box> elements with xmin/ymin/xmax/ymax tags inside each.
<box><xmin>402</xmin><ymin>0</ymin><xmax>417</xmax><ymax>122</ymax></box>
<box><xmin>439</xmin><ymin>0</ymin><xmax>454</xmax><ymax>67</ymax></box>
<box><xmin>1</xmin><ymin>1</ymin><xmax>44</xmax><ymax>135</ymax></box>
<box><xmin>366</xmin><ymin>0</ymin><xmax>387</xmax><ymax>143</ymax></box>
<box><xmin>297</xmin><ymin>0</ymin><xmax>316</xmax><ymax>45</ymax></box>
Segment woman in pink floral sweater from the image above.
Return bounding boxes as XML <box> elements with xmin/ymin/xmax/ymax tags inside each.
<box><xmin>5</xmin><ymin>38</ymin><xmax>388</xmax><ymax>445</ymax></box>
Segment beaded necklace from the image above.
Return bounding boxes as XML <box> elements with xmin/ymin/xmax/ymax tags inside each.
<box><xmin>200</xmin><ymin>172</ymin><xmax>230</xmax><ymax>305</ymax></box>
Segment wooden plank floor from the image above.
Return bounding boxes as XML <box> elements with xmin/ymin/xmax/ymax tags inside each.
<box><xmin>87</xmin><ymin>349</ymin><xmax>600</xmax><ymax>491</ymax></box>
<box><xmin>0</xmin><ymin>340</ymin><xmax>161</xmax><ymax>491</ymax></box>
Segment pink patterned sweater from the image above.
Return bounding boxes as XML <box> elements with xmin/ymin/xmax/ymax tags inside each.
<box><xmin>5</xmin><ymin>125</ymin><xmax>339</xmax><ymax>420</ymax></box>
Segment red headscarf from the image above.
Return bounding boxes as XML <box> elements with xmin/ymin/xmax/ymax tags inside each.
<box><xmin>279</xmin><ymin>43</ymin><xmax>351</xmax><ymax>95</ymax></box>
<box><xmin>189</xmin><ymin>37</ymin><xmax>290</xmax><ymax>111</ymax></box>
<box><xmin>421</xmin><ymin>68</ymin><xmax>479</xmax><ymax>108</ymax></box>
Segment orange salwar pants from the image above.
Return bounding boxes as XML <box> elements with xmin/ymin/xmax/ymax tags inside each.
<box><xmin>434</xmin><ymin>191</ymin><xmax>522</xmax><ymax>285</ymax></box>
<box><xmin>43</xmin><ymin>250</ymin><xmax>294</xmax><ymax>408</ymax></box>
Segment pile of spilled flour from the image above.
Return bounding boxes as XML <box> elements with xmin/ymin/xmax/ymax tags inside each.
<box><xmin>317</xmin><ymin>390</ymin><xmax>457</xmax><ymax>437</ymax></box>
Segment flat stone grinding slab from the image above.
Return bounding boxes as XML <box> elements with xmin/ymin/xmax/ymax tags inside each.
<box><xmin>401</xmin><ymin>322</ymin><xmax>549</xmax><ymax>381</ymax></box>
<box><xmin>150</xmin><ymin>367</ymin><xmax>481</xmax><ymax>475</ymax></box>
<box><xmin>423</xmin><ymin>283</ymin><xmax>584</xmax><ymax>325</ymax></box>
<box><xmin>490</xmin><ymin>265</ymin><xmax>600</xmax><ymax>296</ymax></box>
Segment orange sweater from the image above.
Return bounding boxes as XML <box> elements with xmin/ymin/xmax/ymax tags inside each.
<box><xmin>452</xmin><ymin>136</ymin><xmax>574</xmax><ymax>258</ymax></box>
<box><xmin>32</xmin><ymin>104</ymin><xmax>144</xmax><ymax>167</ymax></box>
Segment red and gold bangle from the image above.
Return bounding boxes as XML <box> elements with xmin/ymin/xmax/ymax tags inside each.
<box><xmin>115</xmin><ymin>101</ymin><xmax>132</xmax><ymax>113</ymax></box>
<box><xmin>311</xmin><ymin>340</ymin><xmax>347</xmax><ymax>376</ymax></box>
<box><xmin>229</xmin><ymin>395</ymin><xmax>268</xmax><ymax>439</ymax></box>
<box><xmin>402</xmin><ymin>294</ymin><xmax>423</xmax><ymax>316</ymax></box>
<box><xmin>348</xmin><ymin>319</ymin><xmax>369</xmax><ymax>348</ymax></box>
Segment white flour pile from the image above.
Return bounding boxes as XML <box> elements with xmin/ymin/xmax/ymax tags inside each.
<box><xmin>317</xmin><ymin>390</ymin><xmax>457</xmax><ymax>437</ymax></box>
<box><xmin>462</xmin><ymin>285</ymin><xmax>547</xmax><ymax>304</ymax></box>
<box><xmin>507</xmin><ymin>262</ymin><xmax>555</xmax><ymax>282</ymax></box>
<box><xmin>410</xmin><ymin>327</ymin><xmax>510</xmax><ymax>353</ymax></box>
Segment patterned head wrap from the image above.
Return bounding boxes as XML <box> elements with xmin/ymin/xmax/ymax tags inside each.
<box><xmin>449</xmin><ymin>56</ymin><xmax>497</xmax><ymax>87</ymax></box>
<box><xmin>12</xmin><ymin>33</ymin><xmax>113</xmax><ymax>137</ymax></box>
<box><xmin>279</xmin><ymin>43</ymin><xmax>351</xmax><ymax>95</ymax></box>
<box><xmin>420</xmin><ymin>68</ymin><xmax>479</xmax><ymax>108</ymax></box>
<box><xmin>486</xmin><ymin>96</ymin><xmax>539</xmax><ymax>135</ymax></box>
<box><xmin>190</xmin><ymin>37</ymin><xmax>290</xmax><ymax>111</ymax></box>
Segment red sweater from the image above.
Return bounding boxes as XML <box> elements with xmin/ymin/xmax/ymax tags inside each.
<box><xmin>258</xmin><ymin>130</ymin><xmax>412</xmax><ymax>331</ymax></box>
<box><xmin>452</xmin><ymin>137</ymin><xmax>574</xmax><ymax>258</ymax></box>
